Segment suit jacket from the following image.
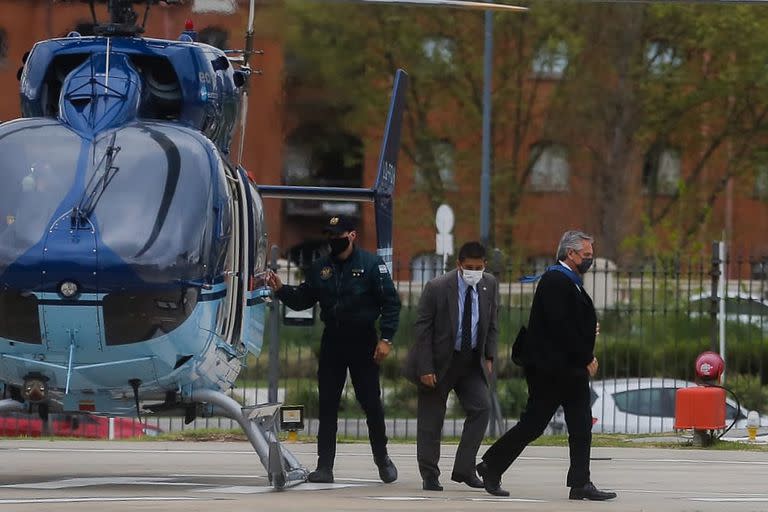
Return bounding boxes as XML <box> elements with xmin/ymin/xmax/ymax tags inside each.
<box><xmin>405</xmin><ymin>269</ymin><xmax>498</xmax><ymax>384</ymax></box>
<box><xmin>523</xmin><ymin>268</ymin><xmax>597</xmax><ymax>376</ymax></box>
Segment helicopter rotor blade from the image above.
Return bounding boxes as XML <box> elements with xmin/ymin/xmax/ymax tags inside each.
<box><xmin>358</xmin><ymin>0</ymin><xmax>527</xmax><ymax>11</ymax></box>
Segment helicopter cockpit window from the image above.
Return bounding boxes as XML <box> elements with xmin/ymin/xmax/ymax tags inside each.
<box><xmin>251</xmin><ymin>184</ymin><xmax>268</xmax><ymax>275</ymax></box>
<box><xmin>0</xmin><ymin>123</ymin><xmax>81</xmax><ymax>276</ymax></box>
<box><xmin>96</xmin><ymin>125</ymin><xmax>223</xmax><ymax>345</ymax></box>
<box><xmin>92</xmin><ymin>125</ymin><xmax>215</xmax><ymax>284</ymax></box>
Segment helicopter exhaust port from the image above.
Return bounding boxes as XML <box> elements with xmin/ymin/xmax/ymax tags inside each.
<box><xmin>22</xmin><ymin>374</ymin><xmax>49</xmax><ymax>403</ymax></box>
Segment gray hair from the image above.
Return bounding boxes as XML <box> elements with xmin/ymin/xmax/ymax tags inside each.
<box><xmin>556</xmin><ymin>230</ymin><xmax>594</xmax><ymax>261</ymax></box>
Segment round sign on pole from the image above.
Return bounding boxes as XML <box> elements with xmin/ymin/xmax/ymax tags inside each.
<box><xmin>435</xmin><ymin>204</ymin><xmax>455</xmax><ymax>234</ymax></box>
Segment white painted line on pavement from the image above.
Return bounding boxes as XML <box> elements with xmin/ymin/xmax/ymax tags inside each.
<box><xmin>17</xmin><ymin>447</ymin><xmax>256</xmax><ymax>455</ymax></box>
<box><xmin>1</xmin><ymin>477</ymin><xmax>200</xmax><ymax>489</ymax></box>
<box><xmin>692</xmin><ymin>498</ymin><xmax>768</xmax><ymax>502</ymax></box>
<box><xmin>170</xmin><ymin>473</ymin><xmax>266</xmax><ymax>479</ymax></box>
<box><xmin>202</xmin><ymin>482</ymin><xmax>366</xmax><ymax>494</ymax></box>
<box><xmin>0</xmin><ymin>497</ymin><xmax>200</xmax><ymax>504</ymax></box>
<box><xmin>616</xmin><ymin>489</ymin><xmax>768</xmax><ymax>497</ymax></box>
<box><xmin>369</xmin><ymin>496</ymin><xmax>431</xmax><ymax>501</ymax></box>
<box><xmin>470</xmin><ymin>497</ymin><xmax>546</xmax><ymax>502</ymax></box>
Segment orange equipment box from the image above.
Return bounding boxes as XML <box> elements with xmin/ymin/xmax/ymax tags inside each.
<box><xmin>674</xmin><ymin>386</ymin><xmax>726</xmax><ymax>430</ymax></box>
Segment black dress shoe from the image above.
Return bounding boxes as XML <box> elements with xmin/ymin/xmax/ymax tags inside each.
<box><xmin>307</xmin><ymin>467</ymin><xmax>334</xmax><ymax>483</ymax></box>
<box><xmin>451</xmin><ymin>471</ymin><xmax>484</xmax><ymax>489</ymax></box>
<box><xmin>476</xmin><ymin>461</ymin><xmax>510</xmax><ymax>497</ymax></box>
<box><xmin>422</xmin><ymin>476</ymin><xmax>443</xmax><ymax>491</ymax></box>
<box><xmin>569</xmin><ymin>482</ymin><xmax>617</xmax><ymax>501</ymax></box>
<box><xmin>375</xmin><ymin>456</ymin><xmax>398</xmax><ymax>483</ymax></box>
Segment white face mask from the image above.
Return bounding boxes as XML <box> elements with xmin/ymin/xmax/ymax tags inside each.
<box><xmin>461</xmin><ymin>269</ymin><xmax>484</xmax><ymax>287</ymax></box>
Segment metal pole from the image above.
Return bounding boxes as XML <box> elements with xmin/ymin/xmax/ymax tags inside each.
<box><xmin>268</xmin><ymin>245</ymin><xmax>280</xmax><ymax>404</ymax></box>
<box><xmin>480</xmin><ymin>9</ymin><xmax>493</xmax><ymax>247</ymax></box>
<box><xmin>710</xmin><ymin>241</ymin><xmax>720</xmax><ymax>353</ymax></box>
<box><xmin>718</xmin><ymin>240</ymin><xmax>726</xmax><ymax>382</ymax></box>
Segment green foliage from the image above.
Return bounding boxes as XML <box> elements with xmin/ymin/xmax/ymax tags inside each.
<box><xmin>283</xmin><ymin>1</ymin><xmax>768</xmax><ymax>259</ymax></box>
<box><xmin>495</xmin><ymin>378</ymin><xmax>529</xmax><ymax>418</ymax></box>
<box><xmin>726</xmin><ymin>374</ymin><xmax>768</xmax><ymax>414</ymax></box>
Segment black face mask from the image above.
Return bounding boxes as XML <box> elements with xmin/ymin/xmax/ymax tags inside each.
<box><xmin>576</xmin><ymin>258</ymin><xmax>593</xmax><ymax>274</ymax></box>
<box><xmin>329</xmin><ymin>236</ymin><xmax>350</xmax><ymax>256</ymax></box>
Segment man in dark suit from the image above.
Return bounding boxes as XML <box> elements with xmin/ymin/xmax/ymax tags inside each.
<box><xmin>405</xmin><ymin>242</ymin><xmax>498</xmax><ymax>491</ymax></box>
<box><xmin>477</xmin><ymin>230</ymin><xmax>616</xmax><ymax>501</ymax></box>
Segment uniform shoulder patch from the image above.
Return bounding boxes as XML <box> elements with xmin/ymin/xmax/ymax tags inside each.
<box><xmin>378</xmin><ymin>264</ymin><xmax>389</xmax><ymax>274</ymax></box>
<box><xmin>320</xmin><ymin>266</ymin><xmax>333</xmax><ymax>280</ymax></box>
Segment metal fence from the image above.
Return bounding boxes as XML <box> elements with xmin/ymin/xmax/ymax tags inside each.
<box><xmin>147</xmin><ymin>248</ymin><xmax>768</xmax><ymax>438</ymax></box>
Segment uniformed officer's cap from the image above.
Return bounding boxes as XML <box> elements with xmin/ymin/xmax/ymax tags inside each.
<box><xmin>323</xmin><ymin>215</ymin><xmax>357</xmax><ymax>235</ymax></box>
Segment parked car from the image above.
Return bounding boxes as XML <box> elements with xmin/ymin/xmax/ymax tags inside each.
<box><xmin>590</xmin><ymin>378</ymin><xmax>765</xmax><ymax>434</ymax></box>
<box><xmin>688</xmin><ymin>291</ymin><xmax>768</xmax><ymax>331</ymax></box>
<box><xmin>0</xmin><ymin>412</ymin><xmax>161</xmax><ymax>439</ymax></box>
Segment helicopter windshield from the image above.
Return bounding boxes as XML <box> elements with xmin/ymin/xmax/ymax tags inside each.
<box><xmin>90</xmin><ymin>124</ymin><xmax>220</xmax><ymax>284</ymax></box>
<box><xmin>0</xmin><ymin>121</ymin><xmax>82</xmax><ymax>277</ymax></box>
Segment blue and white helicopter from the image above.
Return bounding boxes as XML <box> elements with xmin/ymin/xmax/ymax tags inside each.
<box><xmin>0</xmin><ymin>0</ymin><xmax>523</xmax><ymax>489</ymax></box>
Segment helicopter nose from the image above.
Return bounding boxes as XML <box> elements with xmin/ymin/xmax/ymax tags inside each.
<box><xmin>39</xmin><ymin>214</ymin><xmax>102</xmax><ymax>352</ymax></box>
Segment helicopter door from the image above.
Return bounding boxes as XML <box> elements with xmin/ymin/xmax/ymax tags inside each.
<box><xmin>236</xmin><ymin>167</ymin><xmax>267</xmax><ymax>357</ymax></box>
<box><xmin>216</xmin><ymin>167</ymin><xmax>245</xmax><ymax>346</ymax></box>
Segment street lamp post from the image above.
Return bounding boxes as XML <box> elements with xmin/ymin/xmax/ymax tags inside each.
<box><xmin>480</xmin><ymin>9</ymin><xmax>493</xmax><ymax>247</ymax></box>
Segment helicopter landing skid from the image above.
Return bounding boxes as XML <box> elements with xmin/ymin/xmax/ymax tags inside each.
<box><xmin>190</xmin><ymin>389</ymin><xmax>308</xmax><ymax>490</ymax></box>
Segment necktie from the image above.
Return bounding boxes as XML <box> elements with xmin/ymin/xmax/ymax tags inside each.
<box><xmin>461</xmin><ymin>287</ymin><xmax>473</xmax><ymax>352</ymax></box>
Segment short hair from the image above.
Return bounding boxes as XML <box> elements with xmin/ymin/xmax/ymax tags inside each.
<box><xmin>556</xmin><ymin>230</ymin><xmax>594</xmax><ymax>261</ymax></box>
<box><xmin>458</xmin><ymin>241</ymin><xmax>486</xmax><ymax>261</ymax></box>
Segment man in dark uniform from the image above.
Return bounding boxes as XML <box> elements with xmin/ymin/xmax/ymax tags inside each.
<box><xmin>476</xmin><ymin>230</ymin><xmax>617</xmax><ymax>501</ymax></box>
<box><xmin>265</xmin><ymin>215</ymin><xmax>401</xmax><ymax>484</ymax></box>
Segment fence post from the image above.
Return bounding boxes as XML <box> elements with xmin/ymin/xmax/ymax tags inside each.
<box><xmin>488</xmin><ymin>248</ymin><xmax>505</xmax><ymax>438</ymax></box>
<box><xmin>710</xmin><ymin>241</ymin><xmax>720</xmax><ymax>353</ymax></box>
<box><xmin>268</xmin><ymin>245</ymin><xmax>281</xmax><ymax>405</ymax></box>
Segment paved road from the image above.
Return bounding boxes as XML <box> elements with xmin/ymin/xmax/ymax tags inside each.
<box><xmin>1</xmin><ymin>439</ymin><xmax>767</xmax><ymax>511</ymax></box>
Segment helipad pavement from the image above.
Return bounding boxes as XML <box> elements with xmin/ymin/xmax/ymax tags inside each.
<box><xmin>1</xmin><ymin>439</ymin><xmax>767</xmax><ymax>511</ymax></box>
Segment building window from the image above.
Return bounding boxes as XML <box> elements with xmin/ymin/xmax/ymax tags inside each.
<box><xmin>0</xmin><ymin>28</ymin><xmax>7</xmax><ymax>66</ymax></box>
<box><xmin>751</xmin><ymin>259</ymin><xmax>768</xmax><ymax>280</ymax></box>
<box><xmin>643</xmin><ymin>146</ymin><xmax>680</xmax><ymax>195</ymax></box>
<box><xmin>529</xmin><ymin>256</ymin><xmax>554</xmax><ymax>274</ymax></box>
<box><xmin>411</xmin><ymin>253</ymin><xmax>444</xmax><ymax>283</ymax></box>
<box><xmin>415</xmin><ymin>141</ymin><xmax>456</xmax><ymax>189</ymax></box>
<box><xmin>755</xmin><ymin>164</ymin><xmax>768</xmax><ymax>199</ymax></box>
<box><xmin>422</xmin><ymin>37</ymin><xmax>455</xmax><ymax>65</ymax></box>
<box><xmin>198</xmin><ymin>26</ymin><xmax>229</xmax><ymax>50</ymax></box>
<box><xmin>193</xmin><ymin>0</ymin><xmax>237</xmax><ymax>14</ymax></box>
<box><xmin>529</xmin><ymin>143</ymin><xmax>570</xmax><ymax>192</ymax></box>
<box><xmin>532</xmin><ymin>40</ymin><xmax>569</xmax><ymax>79</ymax></box>
<box><xmin>646</xmin><ymin>41</ymin><xmax>682</xmax><ymax>76</ymax></box>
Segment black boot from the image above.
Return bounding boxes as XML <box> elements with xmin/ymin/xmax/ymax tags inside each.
<box><xmin>307</xmin><ymin>466</ymin><xmax>334</xmax><ymax>483</ymax></box>
<box><xmin>476</xmin><ymin>461</ymin><xmax>510</xmax><ymax>497</ymax></box>
<box><xmin>375</xmin><ymin>456</ymin><xmax>398</xmax><ymax>483</ymax></box>
<box><xmin>569</xmin><ymin>482</ymin><xmax>617</xmax><ymax>501</ymax></box>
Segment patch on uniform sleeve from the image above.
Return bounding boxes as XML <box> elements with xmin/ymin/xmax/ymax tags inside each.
<box><xmin>378</xmin><ymin>264</ymin><xmax>389</xmax><ymax>274</ymax></box>
<box><xmin>320</xmin><ymin>266</ymin><xmax>333</xmax><ymax>280</ymax></box>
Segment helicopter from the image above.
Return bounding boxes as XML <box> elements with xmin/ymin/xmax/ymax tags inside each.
<box><xmin>0</xmin><ymin>0</ymin><xmax>524</xmax><ymax>490</ymax></box>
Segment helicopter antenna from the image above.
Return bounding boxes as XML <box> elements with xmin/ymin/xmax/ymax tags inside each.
<box><xmin>142</xmin><ymin>0</ymin><xmax>152</xmax><ymax>30</ymax></box>
<box><xmin>88</xmin><ymin>0</ymin><xmax>98</xmax><ymax>24</ymax></box>
<box><xmin>236</xmin><ymin>0</ymin><xmax>257</xmax><ymax>166</ymax></box>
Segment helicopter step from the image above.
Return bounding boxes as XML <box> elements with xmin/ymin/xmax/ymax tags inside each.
<box><xmin>190</xmin><ymin>388</ymin><xmax>307</xmax><ymax>490</ymax></box>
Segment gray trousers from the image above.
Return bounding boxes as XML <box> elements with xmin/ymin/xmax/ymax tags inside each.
<box><xmin>416</xmin><ymin>350</ymin><xmax>490</xmax><ymax>480</ymax></box>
